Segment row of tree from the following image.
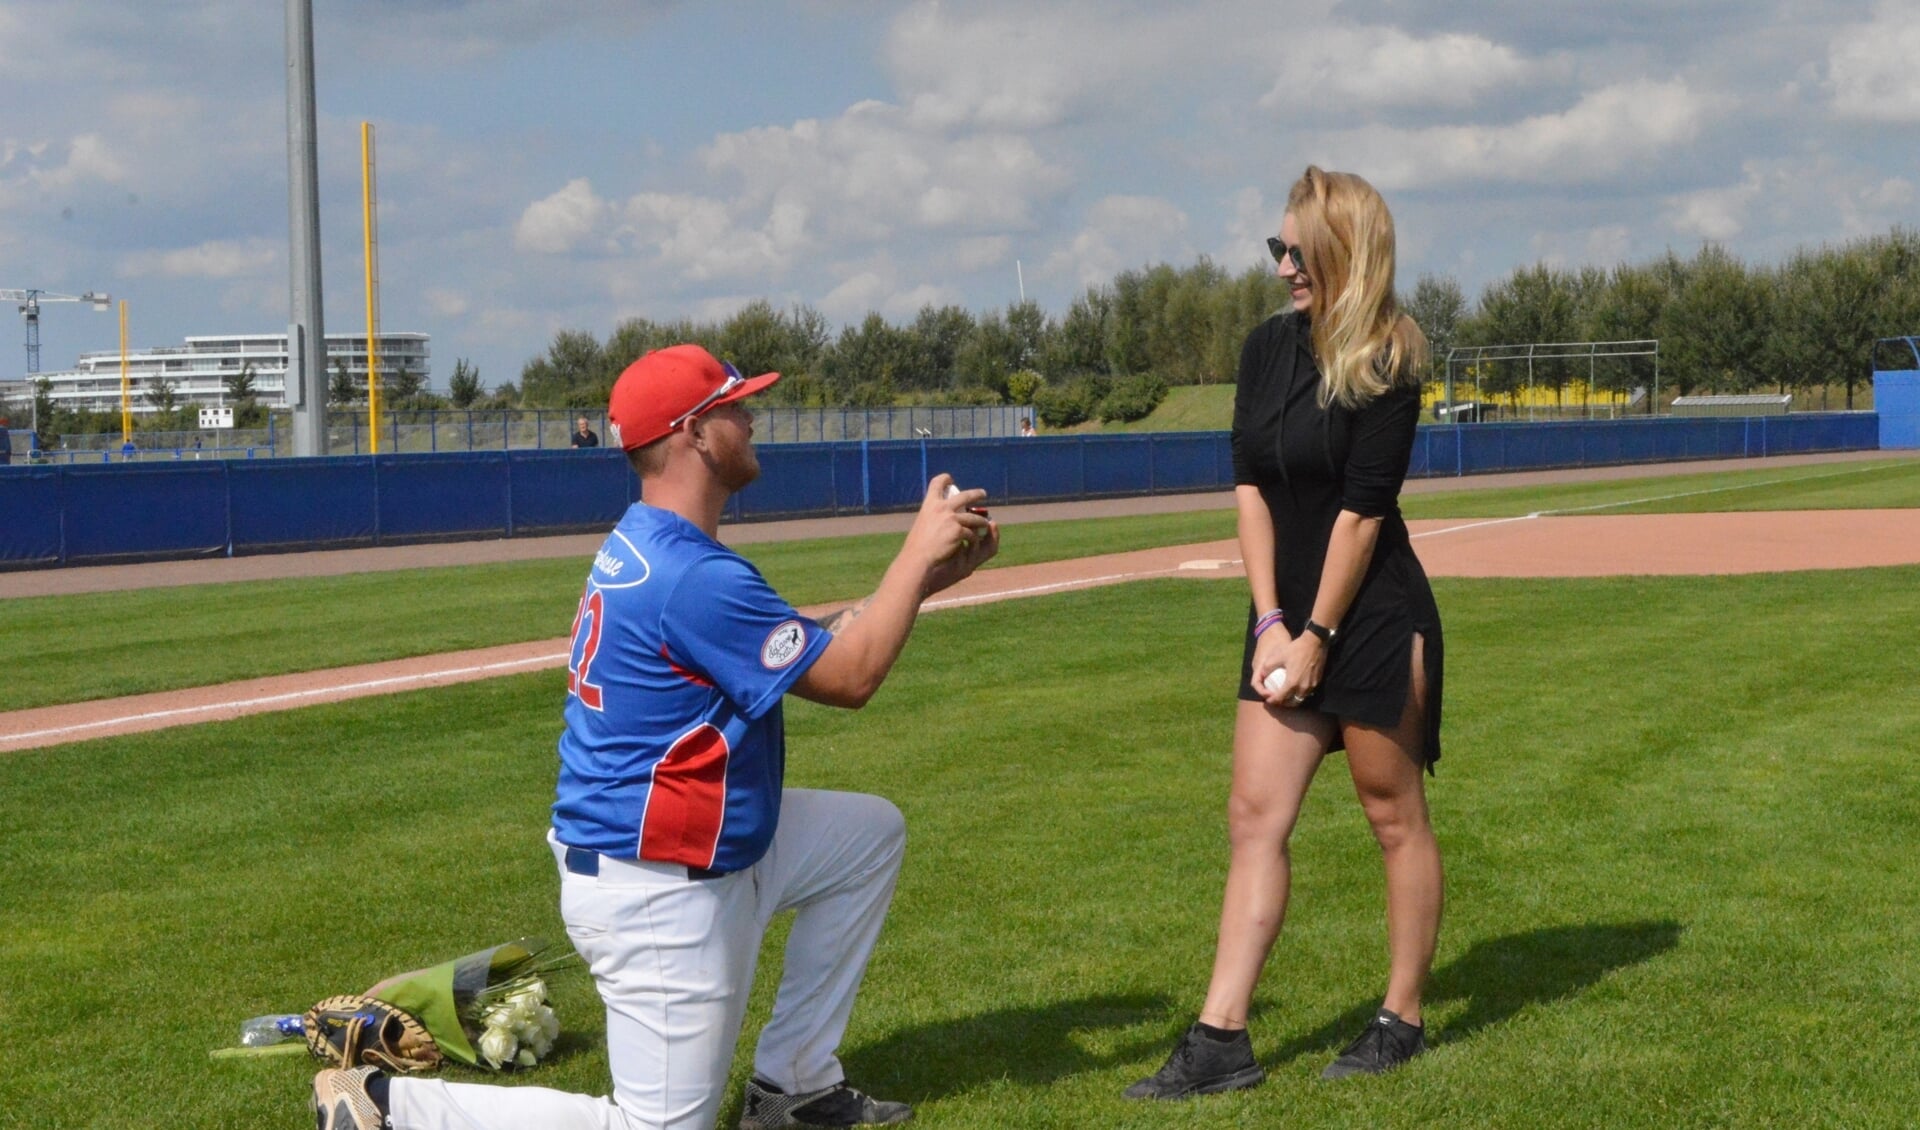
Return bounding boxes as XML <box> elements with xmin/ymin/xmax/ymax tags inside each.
<box><xmin>509</xmin><ymin>228</ymin><xmax>1919</xmax><ymax>421</ymax></box>
<box><xmin>503</xmin><ymin>262</ymin><xmax>1293</xmax><ymax>427</ymax></box>
<box><xmin>1407</xmin><ymin>229</ymin><xmax>1920</xmax><ymax>409</ymax></box>
<box><xmin>20</xmin><ymin>226</ymin><xmax>1918</xmax><ymax>442</ymax></box>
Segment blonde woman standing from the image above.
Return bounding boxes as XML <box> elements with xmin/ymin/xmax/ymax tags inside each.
<box><xmin>1129</xmin><ymin>166</ymin><xmax>1445</xmax><ymax>1099</ymax></box>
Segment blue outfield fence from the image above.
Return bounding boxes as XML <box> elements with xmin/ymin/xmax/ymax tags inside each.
<box><xmin>0</xmin><ymin>413</ymin><xmax>1879</xmax><ymax>567</ymax></box>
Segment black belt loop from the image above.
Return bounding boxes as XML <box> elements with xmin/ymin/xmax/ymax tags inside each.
<box><xmin>563</xmin><ymin>845</ymin><xmax>723</xmax><ymax>881</ymax></box>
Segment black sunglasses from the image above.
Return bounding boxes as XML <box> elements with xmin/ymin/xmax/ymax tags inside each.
<box><xmin>1266</xmin><ymin>236</ymin><xmax>1306</xmax><ymax>273</ymax></box>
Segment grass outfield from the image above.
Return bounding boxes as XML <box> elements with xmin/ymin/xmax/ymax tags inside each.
<box><xmin>1403</xmin><ymin>455</ymin><xmax>1920</xmax><ymax>519</ymax></box>
<box><xmin>3</xmin><ymin>571</ymin><xmax>1919</xmax><ymax>1126</ymax></box>
<box><xmin>0</xmin><ymin>509</ymin><xmax>1236</xmax><ymax>714</ymax></box>
<box><xmin>3</xmin><ymin>454</ymin><xmax>1913</xmax><ymax>713</ymax></box>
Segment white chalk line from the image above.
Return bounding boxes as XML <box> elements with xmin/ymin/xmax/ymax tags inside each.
<box><xmin>1411</xmin><ymin>514</ymin><xmax>1542</xmax><ymax>538</ymax></box>
<box><xmin>8</xmin><ymin>462</ymin><xmax>1901</xmax><ymax>748</ymax></box>
<box><xmin>924</xmin><ymin>570</ymin><xmax>1174</xmax><ymax>609</ymax></box>
<box><xmin>4</xmin><ymin>568</ymin><xmax>1201</xmax><ymax>746</ymax></box>
<box><xmin>1</xmin><ymin>653</ymin><xmax>569</xmax><ymax>746</ymax></box>
<box><xmin>1408</xmin><ymin>462</ymin><xmax>1898</xmax><ymax>534</ymax></box>
<box><xmin>1534</xmin><ymin>462</ymin><xmax>1894</xmax><ymax>516</ymax></box>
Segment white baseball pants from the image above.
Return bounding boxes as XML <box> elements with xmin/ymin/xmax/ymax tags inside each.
<box><xmin>388</xmin><ymin>788</ymin><xmax>907</xmax><ymax>1130</ymax></box>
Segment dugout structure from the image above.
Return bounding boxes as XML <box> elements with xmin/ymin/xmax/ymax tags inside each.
<box><xmin>1874</xmin><ymin>335</ymin><xmax>1920</xmax><ymax>449</ymax></box>
<box><xmin>1445</xmin><ymin>340</ymin><xmax>1659</xmax><ymax>422</ymax></box>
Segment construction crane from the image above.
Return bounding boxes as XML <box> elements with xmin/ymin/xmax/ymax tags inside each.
<box><xmin>1</xmin><ymin>287</ymin><xmax>112</xmax><ymax>375</ymax></box>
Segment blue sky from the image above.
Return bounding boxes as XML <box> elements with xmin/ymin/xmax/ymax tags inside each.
<box><xmin>3</xmin><ymin>0</ymin><xmax>1917</xmax><ymax>391</ymax></box>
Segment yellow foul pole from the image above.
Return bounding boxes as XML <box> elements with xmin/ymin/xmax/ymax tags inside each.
<box><xmin>119</xmin><ymin>300</ymin><xmax>132</xmax><ymax>445</ymax></box>
<box><xmin>361</xmin><ymin>121</ymin><xmax>381</xmax><ymax>453</ymax></box>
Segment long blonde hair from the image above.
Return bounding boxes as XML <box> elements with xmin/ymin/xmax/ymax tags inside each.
<box><xmin>1286</xmin><ymin>166</ymin><xmax>1429</xmax><ymax>408</ymax></box>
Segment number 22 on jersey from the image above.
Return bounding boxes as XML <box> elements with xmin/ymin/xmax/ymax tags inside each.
<box><xmin>567</xmin><ymin>586</ymin><xmax>606</xmax><ymax>710</ymax></box>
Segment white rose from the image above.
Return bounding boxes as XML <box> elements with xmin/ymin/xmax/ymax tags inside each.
<box><xmin>538</xmin><ymin>1007</ymin><xmax>561</xmax><ymax>1041</ymax></box>
<box><xmin>478</xmin><ymin>1026</ymin><xmax>516</xmax><ymax>1069</ymax></box>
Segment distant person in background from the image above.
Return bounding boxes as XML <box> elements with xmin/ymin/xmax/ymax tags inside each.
<box><xmin>571</xmin><ymin>416</ymin><xmax>600</xmax><ymax>448</ymax></box>
<box><xmin>0</xmin><ymin>417</ymin><xmax>11</xmax><ymax>465</ymax></box>
<box><xmin>1020</xmin><ymin>417</ymin><xmax>1036</xmax><ymax>438</ymax></box>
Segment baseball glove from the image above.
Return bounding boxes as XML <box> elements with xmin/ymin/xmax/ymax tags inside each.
<box><xmin>302</xmin><ymin>994</ymin><xmax>443</xmax><ymax>1074</ymax></box>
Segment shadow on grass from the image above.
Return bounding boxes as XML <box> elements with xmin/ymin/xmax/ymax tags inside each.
<box><xmin>1271</xmin><ymin>919</ymin><xmax>1684</xmax><ymax>1065</ymax></box>
<box><xmin>839</xmin><ymin>992</ymin><xmax>1175</xmax><ymax>1100</ymax></box>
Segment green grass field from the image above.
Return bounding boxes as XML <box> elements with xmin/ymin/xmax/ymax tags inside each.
<box><xmin>5</xmin><ymin>455</ymin><xmax>1915</xmax><ymax>714</ymax></box>
<box><xmin>1403</xmin><ymin>455</ymin><xmax>1920</xmax><ymax>519</ymax></box>
<box><xmin>4</xmin><ymin>566</ymin><xmax>1919</xmax><ymax>1127</ymax></box>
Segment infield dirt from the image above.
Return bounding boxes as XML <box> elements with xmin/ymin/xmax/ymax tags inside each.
<box><xmin>3</xmin><ymin>452</ymin><xmax>1915</xmax><ymax>753</ymax></box>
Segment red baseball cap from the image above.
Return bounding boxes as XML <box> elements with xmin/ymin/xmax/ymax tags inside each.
<box><xmin>606</xmin><ymin>344</ymin><xmax>780</xmax><ymax>450</ymax></box>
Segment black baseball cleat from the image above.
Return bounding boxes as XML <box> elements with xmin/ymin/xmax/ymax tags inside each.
<box><xmin>739</xmin><ymin>1077</ymin><xmax>913</xmax><ymax>1128</ymax></box>
<box><xmin>1124</xmin><ymin>1023</ymin><xmax>1266</xmax><ymax>1100</ymax></box>
<box><xmin>1321</xmin><ymin>1007</ymin><xmax>1427</xmax><ymax>1079</ymax></box>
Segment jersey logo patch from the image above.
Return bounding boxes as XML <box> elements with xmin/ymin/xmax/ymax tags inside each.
<box><xmin>761</xmin><ymin>620</ymin><xmax>807</xmax><ymax>669</ymax></box>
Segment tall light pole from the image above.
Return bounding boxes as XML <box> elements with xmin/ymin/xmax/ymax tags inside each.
<box><xmin>286</xmin><ymin>0</ymin><xmax>327</xmax><ymax>456</ymax></box>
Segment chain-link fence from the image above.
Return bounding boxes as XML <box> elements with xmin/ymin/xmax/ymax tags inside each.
<box><xmin>19</xmin><ymin>405</ymin><xmax>1035</xmax><ymax>462</ymax></box>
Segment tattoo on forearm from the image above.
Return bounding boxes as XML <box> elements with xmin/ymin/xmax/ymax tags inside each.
<box><xmin>819</xmin><ymin>596</ymin><xmax>874</xmax><ymax>632</ymax></box>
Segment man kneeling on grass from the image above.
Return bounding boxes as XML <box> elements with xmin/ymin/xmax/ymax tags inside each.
<box><xmin>312</xmin><ymin>344</ymin><xmax>997</xmax><ymax>1130</ymax></box>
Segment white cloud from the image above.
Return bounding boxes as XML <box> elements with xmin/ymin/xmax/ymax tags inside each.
<box><xmin>1220</xmin><ymin>187</ymin><xmax>1278</xmax><ymax>270</ymax></box>
<box><xmin>1262</xmin><ymin>27</ymin><xmax>1545</xmax><ymax>112</ymax></box>
<box><xmin>1324</xmin><ymin>79</ymin><xmax>1710</xmax><ymax>189</ymax></box>
<box><xmin>1042</xmin><ymin>195</ymin><xmax>1190</xmax><ymax>288</ymax></box>
<box><xmin>334</xmin><ymin>0</ymin><xmax>678</xmax><ymax>64</ymax></box>
<box><xmin>887</xmin><ymin>4</ymin><xmax>1121</xmax><ymax>130</ymax></box>
<box><xmin>1826</xmin><ymin>3</ymin><xmax>1920</xmax><ymax>121</ymax></box>
<box><xmin>616</xmin><ymin>191</ymin><xmax>798</xmax><ymax>282</ymax></box>
<box><xmin>950</xmin><ymin>236</ymin><xmax>1013</xmax><ymax>273</ymax></box>
<box><xmin>1586</xmin><ymin>225</ymin><xmax>1633</xmax><ymax>265</ymax></box>
<box><xmin>520</xmin><ymin>96</ymin><xmax>1072</xmax><ymax>287</ymax></box>
<box><xmin>119</xmin><ymin>237</ymin><xmax>278</xmax><ymax>279</ymax></box>
<box><xmin>514</xmin><ymin>179</ymin><xmax>610</xmax><ymax>254</ymax></box>
<box><xmin>819</xmin><ymin>271</ymin><xmax>891</xmax><ymax>322</ymax></box>
<box><xmin>699</xmin><ymin>102</ymin><xmax>1069</xmax><ymax>239</ymax></box>
<box><xmin>1831</xmin><ymin>174</ymin><xmax>1916</xmax><ymax>237</ymax></box>
<box><xmin>0</xmin><ymin>134</ymin><xmax>129</xmax><ymax>206</ymax></box>
<box><xmin>1666</xmin><ymin>173</ymin><xmax>1762</xmax><ymax>242</ymax></box>
<box><xmin>424</xmin><ymin>288</ymin><xmax>470</xmax><ymax>318</ymax></box>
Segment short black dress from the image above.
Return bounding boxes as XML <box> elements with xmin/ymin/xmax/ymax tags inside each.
<box><xmin>1230</xmin><ymin>312</ymin><xmax>1444</xmax><ymax>767</ymax></box>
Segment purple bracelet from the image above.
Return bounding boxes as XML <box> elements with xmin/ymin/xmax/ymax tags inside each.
<box><xmin>1253</xmin><ymin>610</ymin><xmax>1285</xmax><ymax>638</ymax></box>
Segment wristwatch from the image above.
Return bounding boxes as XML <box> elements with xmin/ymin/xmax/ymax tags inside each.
<box><xmin>1302</xmin><ymin>618</ymin><xmax>1337</xmax><ymax>643</ymax></box>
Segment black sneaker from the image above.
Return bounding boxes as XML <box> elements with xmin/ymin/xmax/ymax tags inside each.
<box><xmin>738</xmin><ymin>1077</ymin><xmax>913</xmax><ymax>1128</ymax></box>
<box><xmin>1123</xmin><ymin>1023</ymin><xmax>1266</xmax><ymax>1100</ymax></box>
<box><xmin>1321</xmin><ymin>1007</ymin><xmax>1426</xmax><ymax>1079</ymax></box>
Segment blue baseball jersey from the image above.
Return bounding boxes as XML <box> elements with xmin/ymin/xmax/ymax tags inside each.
<box><xmin>551</xmin><ymin>503</ymin><xmax>831</xmax><ymax>872</ymax></box>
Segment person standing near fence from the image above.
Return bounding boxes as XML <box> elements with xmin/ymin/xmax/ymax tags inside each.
<box><xmin>0</xmin><ymin>417</ymin><xmax>11</xmax><ymax>465</ymax></box>
<box><xmin>571</xmin><ymin>416</ymin><xmax>600</xmax><ymax>448</ymax></box>
<box><xmin>1127</xmin><ymin>166</ymin><xmax>1446</xmax><ymax>1099</ymax></box>
<box><xmin>311</xmin><ymin>344</ymin><xmax>998</xmax><ymax>1130</ymax></box>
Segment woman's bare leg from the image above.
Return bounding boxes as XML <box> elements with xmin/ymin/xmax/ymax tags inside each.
<box><xmin>1197</xmin><ymin>699</ymin><xmax>1337</xmax><ymax>1028</ymax></box>
<box><xmin>1341</xmin><ymin>634</ymin><xmax>1441</xmax><ymax>1024</ymax></box>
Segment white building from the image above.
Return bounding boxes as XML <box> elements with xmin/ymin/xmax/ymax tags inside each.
<box><xmin>33</xmin><ymin>332</ymin><xmax>430</xmax><ymax>414</ymax></box>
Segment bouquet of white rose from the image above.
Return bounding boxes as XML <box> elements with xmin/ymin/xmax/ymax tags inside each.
<box><xmin>217</xmin><ymin>937</ymin><xmax>575</xmax><ymax>1072</ymax></box>
<box><xmin>473</xmin><ymin>977</ymin><xmax>563</xmax><ymax>1070</ymax></box>
<box><xmin>366</xmin><ymin>936</ymin><xmax>573</xmax><ymax>1072</ymax></box>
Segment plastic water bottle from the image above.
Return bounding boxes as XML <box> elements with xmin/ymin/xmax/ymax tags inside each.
<box><xmin>238</xmin><ymin>1014</ymin><xmax>306</xmax><ymax>1047</ymax></box>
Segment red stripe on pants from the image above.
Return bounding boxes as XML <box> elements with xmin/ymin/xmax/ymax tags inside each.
<box><xmin>641</xmin><ymin>724</ymin><xmax>729</xmax><ymax>867</ymax></box>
